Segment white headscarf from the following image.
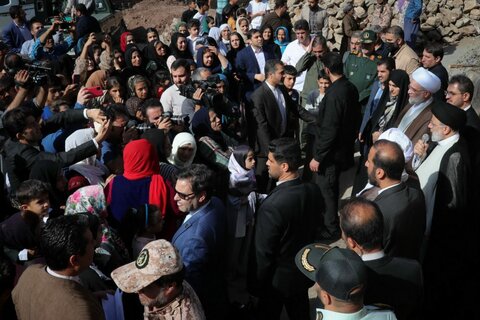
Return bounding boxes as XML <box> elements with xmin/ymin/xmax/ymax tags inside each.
<box><xmin>227</xmin><ymin>151</ymin><xmax>256</xmax><ymax>194</ymax></box>
<box><xmin>379</xmin><ymin>128</ymin><xmax>414</xmax><ymax>163</ymax></box>
<box><xmin>167</xmin><ymin>132</ymin><xmax>197</xmax><ymax>168</ymax></box>
<box><xmin>208</xmin><ymin>27</ymin><xmax>228</xmax><ymax>56</ymax></box>
<box><xmin>65</xmin><ymin>128</ymin><xmax>109</xmax><ymax>185</ymax></box>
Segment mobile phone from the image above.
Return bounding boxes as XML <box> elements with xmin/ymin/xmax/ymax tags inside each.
<box><xmin>85</xmin><ymin>86</ymin><xmax>104</xmax><ymax>97</ymax></box>
<box><xmin>72</xmin><ymin>74</ymin><xmax>80</xmax><ymax>85</ymax></box>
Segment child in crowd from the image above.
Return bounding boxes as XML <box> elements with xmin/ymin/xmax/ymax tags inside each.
<box><xmin>207</xmin><ymin>16</ymin><xmax>216</xmax><ymax>30</ymax></box>
<box><xmin>303</xmin><ymin>71</ymin><xmax>331</xmax><ymax>181</ymax></box>
<box><xmin>187</xmin><ymin>19</ymin><xmax>203</xmax><ymax>62</ymax></box>
<box><xmin>274</xmin><ymin>26</ymin><xmax>290</xmax><ymax>54</ymax></box>
<box><xmin>193</xmin><ymin>0</ymin><xmax>210</xmax><ymax>36</ymax></box>
<box><xmin>246</xmin><ymin>0</ymin><xmax>269</xmax><ymax>29</ymax></box>
<box><xmin>120</xmin><ymin>204</ymin><xmax>164</xmax><ymax>258</ymax></box>
<box><xmin>153</xmin><ymin>69</ymin><xmax>171</xmax><ymax>99</ymax></box>
<box><xmin>0</xmin><ymin>180</ymin><xmax>50</xmax><ymax>263</ymax></box>
<box><xmin>226</xmin><ymin>146</ymin><xmax>265</xmax><ymax>301</ymax></box>
<box><xmin>283</xmin><ymin>65</ymin><xmax>300</xmax><ymax>104</ymax></box>
<box><xmin>181</xmin><ymin>0</ymin><xmax>198</xmax><ymax>23</ymax></box>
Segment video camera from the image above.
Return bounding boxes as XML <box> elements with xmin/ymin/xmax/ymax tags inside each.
<box><xmin>4</xmin><ymin>54</ymin><xmax>53</xmax><ymax>86</ymax></box>
<box><xmin>178</xmin><ymin>75</ymin><xmax>224</xmax><ymax>109</ymax></box>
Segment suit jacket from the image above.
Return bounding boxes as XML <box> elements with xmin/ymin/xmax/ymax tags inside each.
<box><xmin>254</xmin><ymin>178</ymin><xmax>322</xmax><ymax>297</ymax></box>
<box><xmin>4</xmin><ymin>109</ymin><xmax>96</xmax><ymax>192</ymax></box>
<box><xmin>251</xmin><ymin>82</ymin><xmax>315</xmax><ymax>157</ymax></box>
<box><xmin>12</xmin><ymin>264</ymin><xmax>105</xmax><ymax>320</ymax></box>
<box><xmin>313</xmin><ymin>76</ymin><xmax>361</xmax><ymax>168</ymax></box>
<box><xmin>235</xmin><ymin>46</ymin><xmax>275</xmax><ymax>101</ymax></box>
<box><xmin>360</xmin><ymin>80</ymin><xmax>381</xmax><ymax>134</ymax></box>
<box><xmin>171</xmin><ymin>197</ymin><xmax>227</xmax><ymax>315</ymax></box>
<box><xmin>374</xmin><ymin>182</ymin><xmax>426</xmax><ymax>260</ymax></box>
<box><xmin>364</xmin><ymin>255</ymin><xmax>424</xmax><ymax>320</ymax></box>
<box><xmin>394</xmin><ymin>100</ymin><xmax>433</xmax><ymax>145</ymax></box>
<box><xmin>1</xmin><ymin>21</ymin><xmax>32</xmax><ymax>53</ymax></box>
<box><xmin>465</xmin><ymin>107</ymin><xmax>480</xmax><ymax>132</ymax></box>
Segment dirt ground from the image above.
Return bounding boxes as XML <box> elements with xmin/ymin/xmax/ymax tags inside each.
<box><xmin>120</xmin><ymin>0</ymin><xmax>187</xmax><ymax>33</ymax></box>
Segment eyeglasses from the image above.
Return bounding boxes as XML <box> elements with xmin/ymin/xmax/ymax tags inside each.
<box><xmin>444</xmin><ymin>90</ymin><xmax>461</xmax><ymax>97</ymax></box>
<box><xmin>175</xmin><ymin>190</ymin><xmax>196</xmax><ymax>200</ymax></box>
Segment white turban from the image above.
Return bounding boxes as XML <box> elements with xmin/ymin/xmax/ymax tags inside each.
<box><xmin>379</xmin><ymin>128</ymin><xmax>414</xmax><ymax>163</ymax></box>
<box><xmin>411</xmin><ymin>67</ymin><xmax>441</xmax><ymax>94</ymax></box>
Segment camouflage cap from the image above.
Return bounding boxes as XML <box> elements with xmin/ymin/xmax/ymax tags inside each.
<box><xmin>111</xmin><ymin>240</ymin><xmax>183</xmax><ymax>293</ymax></box>
<box><xmin>360</xmin><ymin>30</ymin><xmax>376</xmax><ymax>44</ymax></box>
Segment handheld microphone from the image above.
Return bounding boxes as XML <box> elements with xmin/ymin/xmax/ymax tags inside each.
<box><xmin>413</xmin><ymin>134</ymin><xmax>430</xmax><ymax>169</ymax></box>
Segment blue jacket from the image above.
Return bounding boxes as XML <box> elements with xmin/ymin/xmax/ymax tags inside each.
<box><xmin>1</xmin><ymin>21</ymin><xmax>32</xmax><ymax>53</ymax></box>
<box><xmin>171</xmin><ymin>197</ymin><xmax>228</xmax><ymax>315</ymax></box>
<box><xmin>405</xmin><ymin>0</ymin><xmax>422</xmax><ymax>19</ymax></box>
<box><xmin>235</xmin><ymin>45</ymin><xmax>276</xmax><ymax>101</ymax></box>
<box><xmin>360</xmin><ymin>80</ymin><xmax>382</xmax><ymax>134</ymax></box>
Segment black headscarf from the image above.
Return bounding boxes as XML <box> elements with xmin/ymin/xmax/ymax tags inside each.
<box><xmin>191</xmin><ymin>107</ymin><xmax>227</xmax><ymax>151</ymax></box>
<box><xmin>196</xmin><ymin>45</ymin><xmax>222</xmax><ymax>74</ymax></box>
<box><xmin>169</xmin><ymin>32</ymin><xmax>193</xmax><ymax>60</ymax></box>
<box><xmin>144</xmin><ymin>40</ymin><xmax>170</xmax><ymax>71</ymax></box>
<box><xmin>226</xmin><ymin>32</ymin><xmax>245</xmax><ymax>66</ymax></box>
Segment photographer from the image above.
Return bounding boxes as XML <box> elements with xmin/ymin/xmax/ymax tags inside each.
<box><xmin>2</xmin><ymin>54</ymin><xmax>49</xmax><ymax>113</ymax></box>
<box><xmin>160</xmin><ymin>58</ymin><xmax>196</xmax><ymax>132</ymax></box>
<box><xmin>30</xmin><ymin>18</ymin><xmax>75</xmax><ymax>63</ymax></box>
<box><xmin>143</xmin><ymin>99</ymin><xmax>173</xmax><ymax>132</ymax></box>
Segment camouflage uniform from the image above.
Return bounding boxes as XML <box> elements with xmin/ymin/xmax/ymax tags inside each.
<box><xmin>144</xmin><ymin>281</ymin><xmax>206</xmax><ymax>320</ymax></box>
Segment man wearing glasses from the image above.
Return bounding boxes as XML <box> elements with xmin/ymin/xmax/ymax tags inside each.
<box><xmin>171</xmin><ymin>164</ymin><xmax>228</xmax><ymax>320</ymax></box>
<box><xmin>395</xmin><ymin>67</ymin><xmax>441</xmax><ymax>145</ymax></box>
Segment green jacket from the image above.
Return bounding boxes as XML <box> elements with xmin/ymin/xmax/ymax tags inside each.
<box><xmin>344</xmin><ymin>54</ymin><xmax>378</xmax><ymax>103</ymax></box>
<box><xmin>296</xmin><ymin>52</ymin><xmax>324</xmax><ymax>107</ymax></box>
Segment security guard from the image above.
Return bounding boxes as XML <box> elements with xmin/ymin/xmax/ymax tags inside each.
<box><xmin>295</xmin><ymin>244</ymin><xmax>398</xmax><ymax>320</ymax></box>
<box><xmin>344</xmin><ymin>30</ymin><xmax>380</xmax><ymax>105</ymax></box>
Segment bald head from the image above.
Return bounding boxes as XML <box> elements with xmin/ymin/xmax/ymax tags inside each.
<box><xmin>340</xmin><ymin>198</ymin><xmax>384</xmax><ymax>251</ymax></box>
<box><xmin>372</xmin><ymin>140</ymin><xmax>405</xmax><ymax>181</ymax></box>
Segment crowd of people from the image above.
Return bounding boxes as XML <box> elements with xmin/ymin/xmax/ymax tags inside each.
<box><xmin>0</xmin><ymin>0</ymin><xmax>478</xmax><ymax>319</ymax></box>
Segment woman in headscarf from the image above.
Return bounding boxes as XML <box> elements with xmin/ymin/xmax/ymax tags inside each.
<box><xmin>164</xmin><ymin>132</ymin><xmax>197</xmax><ymax>181</ymax></box>
<box><xmin>105</xmin><ymin>139</ymin><xmax>182</xmax><ymax>240</ymax></box>
<box><xmin>167</xmin><ymin>32</ymin><xmax>193</xmax><ymax>71</ymax></box>
<box><xmin>121</xmin><ymin>44</ymin><xmax>147</xmax><ymax>83</ymax></box>
<box><xmin>191</xmin><ymin>107</ymin><xmax>237</xmax><ymax>170</ymax></box>
<box><xmin>119</xmin><ymin>31</ymin><xmax>135</xmax><ymax>52</ymax></box>
<box><xmin>261</xmin><ymin>25</ymin><xmax>281</xmax><ymax>59</ymax></box>
<box><xmin>235</xmin><ymin>17</ymin><xmax>250</xmax><ymax>43</ymax></box>
<box><xmin>65</xmin><ymin>184</ymin><xmax>129</xmax><ymax>273</ymax></box>
<box><xmin>196</xmin><ymin>43</ymin><xmax>230</xmax><ymax>74</ymax></box>
<box><xmin>174</xmin><ymin>21</ymin><xmax>188</xmax><ymax>35</ymax></box>
<box><xmin>274</xmin><ymin>26</ymin><xmax>290</xmax><ymax>55</ymax></box>
<box><xmin>65</xmin><ymin>128</ymin><xmax>110</xmax><ymax>186</ymax></box>
<box><xmin>219</xmin><ymin>24</ymin><xmax>231</xmax><ymax>52</ymax></box>
<box><xmin>370</xmin><ymin>69</ymin><xmax>410</xmax><ymax>140</ymax></box>
<box><xmin>29</xmin><ymin>160</ymin><xmax>67</xmax><ymax>218</ymax></box>
<box><xmin>144</xmin><ymin>40</ymin><xmax>170</xmax><ymax>73</ymax></box>
<box><xmin>208</xmin><ymin>27</ymin><xmax>228</xmax><ymax>56</ymax></box>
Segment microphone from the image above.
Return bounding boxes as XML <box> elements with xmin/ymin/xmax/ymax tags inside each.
<box><xmin>413</xmin><ymin>134</ymin><xmax>430</xmax><ymax>169</ymax></box>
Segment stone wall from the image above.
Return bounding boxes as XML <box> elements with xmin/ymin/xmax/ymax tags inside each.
<box><xmin>287</xmin><ymin>0</ymin><xmax>480</xmax><ymax>49</ymax></box>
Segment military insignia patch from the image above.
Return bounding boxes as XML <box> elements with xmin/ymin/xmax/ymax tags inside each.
<box><xmin>136</xmin><ymin>249</ymin><xmax>149</xmax><ymax>269</ymax></box>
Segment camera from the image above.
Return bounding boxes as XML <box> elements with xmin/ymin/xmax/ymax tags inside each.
<box><xmin>162</xmin><ymin>111</ymin><xmax>184</xmax><ymax>125</ymax></box>
<box><xmin>5</xmin><ymin>54</ymin><xmax>53</xmax><ymax>86</ymax></box>
<box><xmin>178</xmin><ymin>75</ymin><xmax>223</xmax><ymax>109</ymax></box>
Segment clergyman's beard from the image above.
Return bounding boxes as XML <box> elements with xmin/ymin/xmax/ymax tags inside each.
<box><xmin>409</xmin><ymin>96</ymin><xmax>425</xmax><ymax>105</ymax></box>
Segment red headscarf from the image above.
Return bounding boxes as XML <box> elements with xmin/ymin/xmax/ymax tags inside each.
<box><xmin>120</xmin><ymin>31</ymin><xmax>132</xmax><ymax>52</ymax></box>
<box><xmin>122</xmin><ymin>139</ymin><xmax>167</xmax><ymax>215</ymax></box>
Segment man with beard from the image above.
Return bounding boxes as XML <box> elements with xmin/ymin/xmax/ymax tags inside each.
<box><xmin>384</xmin><ymin>26</ymin><xmax>420</xmax><ymax>76</ymax></box>
<box><xmin>364</xmin><ymin>139</ymin><xmax>425</xmax><ymax>260</ymax></box>
<box><xmin>111</xmin><ymin>240</ymin><xmax>206</xmax><ymax>320</ymax></box>
<box><xmin>394</xmin><ymin>67</ymin><xmax>441</xmax><ymax>146</ymax></box>
<box><xmin>1</xmin><ymin>6</ymin><xmax>32</xmax><ymax>53</ymax></box>
<box><xmin>413</xmin><ymin>101</ymin><xmax>473</xmax><ymax>318</ymax></box>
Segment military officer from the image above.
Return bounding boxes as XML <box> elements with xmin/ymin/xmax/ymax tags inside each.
<box><xmin>344</xmin><ymin>30</ymin><xmax>380</xmax><ymax>105</ymax></box>
<box><xmin>295</xmin><ymin>244</ymin><xmax>398</xmax><ymax>320</ymax></box>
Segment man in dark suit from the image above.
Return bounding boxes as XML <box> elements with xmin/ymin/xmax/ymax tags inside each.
<box><xmin>421</xmin><ymin>42</ymin><xmax>448</xmax><ymax>102</ymax></box>
<box><xmin>309</xmin><ymin>52</ymin><xmax>361</xmax><ymax>241</ymax></box>
<box><xmin>340</xmin><ymin>198</ymin><xmax>424</xmax><ymax>320</ymax></box>
<box><xmin>235</xmin><ymin>29</ymin><xmax>276</xmax><ymax>102</ymax></box>
<box><xmin>171</xmin><ymin>164</ymin><xmax>228</xmax><ymax>320</ymax></box>
<box><xmin>254</xmin><ymin>138</ymin><xmax>321</xmax><ymax>320</ymax></box>
<box><xmin>2</xmin><ymin>106</ymin><xmax>108</xmax><ymax>192</ymax></box>
<box><xmin>251</xmin><ymin>59</ymin><xmax>315</xmax><ymax>191</ymax></box>
<box><xmin>364</xmin><ymin>139</ymin><xmax>426</xmax><ymax>260</ymax></box>
<box><xmin>1</xmin><ymin>6</ymin><xmax>31</xmax><ymax>53</ymax></box>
